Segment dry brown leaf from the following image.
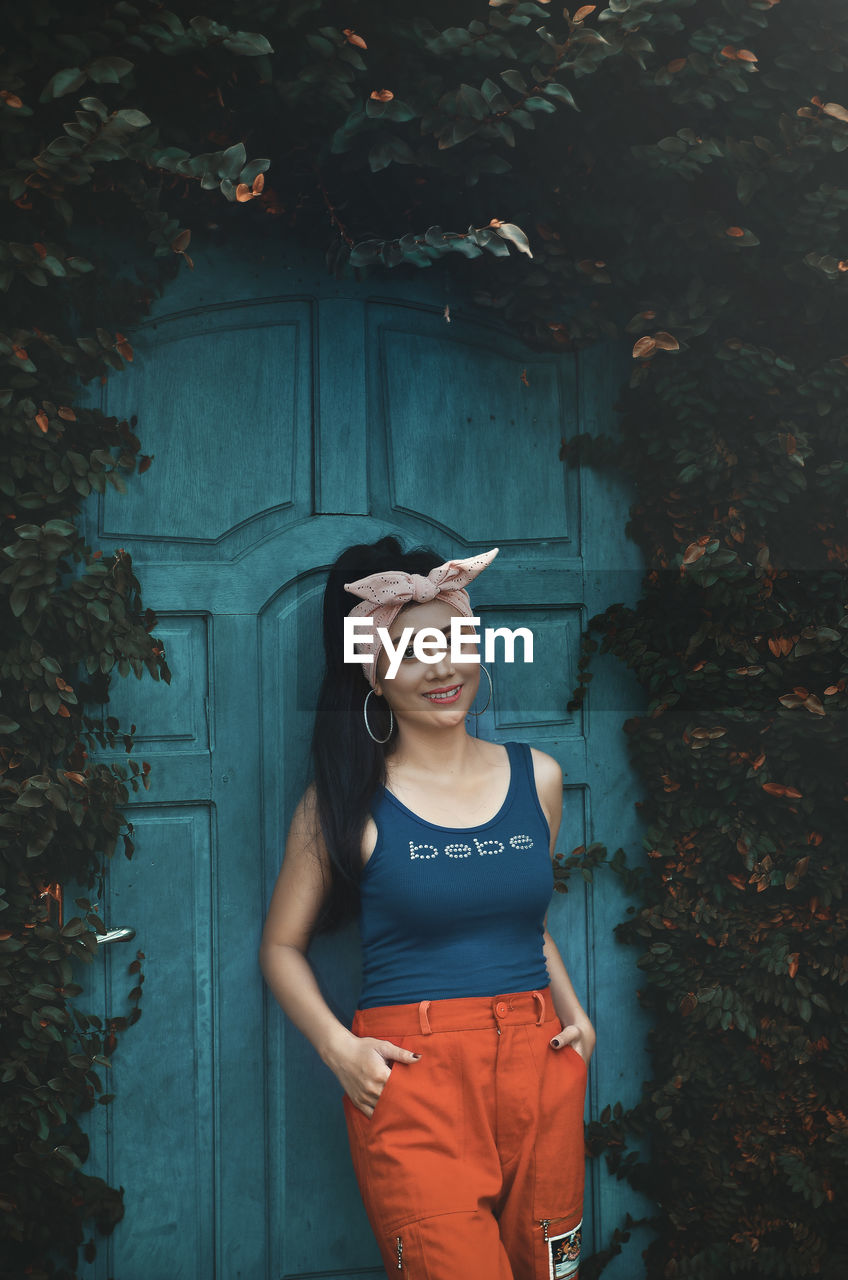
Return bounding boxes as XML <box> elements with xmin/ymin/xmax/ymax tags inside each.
<box><xmin>632</xmin><ymin>335</ymin><xmax>656</xmax><ymax>358</ymax></box>
<box><xmin>654</xmin><ymin>331</ymin><xmax>680</xmax><ymax>351</ymax></box>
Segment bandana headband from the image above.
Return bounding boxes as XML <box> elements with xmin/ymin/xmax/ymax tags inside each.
<box><xmin>344</xmin><ymin>547</ymin><xmax>499</xmax><ymax>686</ymax></box>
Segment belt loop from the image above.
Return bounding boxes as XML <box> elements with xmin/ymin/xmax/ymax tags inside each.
<box><xmin>532</xmin><ymin>990</ymin><xmax>545</xmax><ymax>1025</ymax></box>
<box><xmin>418</xmin><ymin>999</ymin><xmax>432</xmax><ymax>1034</ymax></box>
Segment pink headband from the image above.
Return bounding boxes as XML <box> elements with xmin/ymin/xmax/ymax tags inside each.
<box><xmin>344</xmin><ymin>548</ymin><xmax>499</xmax><ymax>686</ymax></box>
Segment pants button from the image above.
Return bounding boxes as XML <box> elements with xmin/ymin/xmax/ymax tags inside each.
<box><xmin>496</xmin><ymin>1001</ymin><xmax>508</xmax><ymax>1017</ymax></box>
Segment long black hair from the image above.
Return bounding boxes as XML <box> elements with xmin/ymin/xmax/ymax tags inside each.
<box><xmin>310</xmin><ymin>535</ymin><xmax>444</xmax><ymax>932</ymax></box>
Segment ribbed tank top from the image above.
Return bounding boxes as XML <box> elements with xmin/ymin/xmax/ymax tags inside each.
<box><xmin>357</xmin><ymin>740</ymin><xmax>554</xmax><ymax>1010</ymax></box>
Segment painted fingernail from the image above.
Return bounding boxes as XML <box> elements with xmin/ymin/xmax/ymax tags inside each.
<box><xmin>550</xmin><ymin>1038</ymin><xmax>560</xmax><ymax>1048</ymax></box>
<box><xmin>412</xmin><ymin>1053</ymin><xmax>421</xmax><ymax>1059</ymax></box>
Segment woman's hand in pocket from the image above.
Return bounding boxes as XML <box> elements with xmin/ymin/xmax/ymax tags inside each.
<box><xmin>550</xmin><ymin>1020</ymin><xmax>595</xmax><ymax>1065</ymax></box>
<box><xmin>335</xmin><ymin>1036</ymin><xmax>421</xmax><ymax>1117</ymax></box>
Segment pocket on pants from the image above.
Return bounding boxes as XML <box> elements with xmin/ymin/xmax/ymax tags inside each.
<box><xmin>526</xmin><ymin>1029</ymin><xmax>588</xmax><ymax>1222</ymax></box>
<box><xmin>343</xmin><ymin>1031</ymin><xmax>467</xmax><ymax>1235</ymax></box>
<box><xmin>343</xmin><ymin>1035</ymin><xmax>408</xmax><ymax>1132</ymax></box>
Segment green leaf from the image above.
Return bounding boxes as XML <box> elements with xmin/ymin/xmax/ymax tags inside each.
<box><xmin>511</xmin><ymin>108</ymin><xmax>534</xmax><ymax>131</ymax></box>
<box><xmin>17</xmin><ymin>790</ymin><xmax>45</xmax><ymax>808</ymax></box>
<box><xmin>494</xmin><ymin>222</ymin><xmax>533</xmax><ymax>257</ymax></box>
<box><xmin>438</xmin><ymin>27</ymin><xmax>473</xmax><ymax>50</ymax></box>
<box><xmin>658</xmin><ymin>136</ymin><xmax>687</xmax><ymax>154</ymax></box>
<box><xmin>238</xmin><ymin>158</ymin><xmax>270</xmax><ymax>186</ymax></box>
<box><xmin>457</xmin><ymin>83</ymin><xmax>488</xmax><ymax>121</ymax></box>
<box><xmin>116</xmin><ymin>109</ymin><xmax>151</xmax><ymax>128</ymax></box>
<box><xmin>380</xmin><ymin>99</ymin><xmax>417</xmax><ymax>124</ymax></box>
<box><xmin>10</xmin><ymin>586</ymin><xmax>29</xmax><ymax>618</ymax></box>
<box><xmin>87</xmin><ymin>600</ymin><xmax>110</xmax><ymax>623</ymax></box>
<box><xmin>368</xmin><ymin>137</ymin><xmax>416</xmax><ymax>172</ymax></box>
<box><xmin>220</xmin><ymin>142</ymin><xmax>247</xmax><ymax>178</ymax></box>
<box><xmin>42</xmin><ymin>68</ymin><xmax>87</xmax><ymax>101</ymax></box>
<box><xmin>501</xmin><ymin>69</ymin><xmax>528</xmax><ymax>94</ymax></box>
<box><xmin>525</xmin><ymin>96</ymin><xmax>556</xmax><ymax>113</ymax></box>
<box><xmin>78</xmin><ymin>96</ymin><xmax>109</xmax><ymax>118</ymax></box>
<box><xmin>349</xmin><ymin>240</ymin><xmax>383</xmax><ymax>267</ymax></box>
<box><xmin>481</xmin><ymin>78</ymin><xmax>510</xmax><ymax>112</ymax></box>
<box><xmin>441</xmin><ymin>234</ymin><xmax>483</xmax><ymax>260</ymax></box>
<box><xmin>86</xmin><ymin>56</ymin><xmax>134</xmax><ymax>84</ymax></box>
<box><xmin>223</xmin><ymin>30</ymin><xmax>274</xmax><ymax>56</ymax></box>
<box><xmin>306</xmin><ymin>33</ymin><xmax>334</xmax><ymax>56</ymax></box>
<box><xmin>543</xmin><ymin>82</ymin><xmax>579</xmax><ymax>111</ymax></box>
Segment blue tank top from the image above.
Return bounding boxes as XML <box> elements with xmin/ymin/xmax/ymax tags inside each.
<box><xmin>357</xmin><ymin>740</ymin><xmax>554</xmax><ymax>1009</ymax></box>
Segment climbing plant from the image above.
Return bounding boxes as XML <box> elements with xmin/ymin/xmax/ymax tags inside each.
<box><xmin>0</xmin><ymin>4</ymin><xmax>273</xmax><ymax>1275</ymax></box>
<box><xmin>2</xmin><ymin>0</ymin><xmax>848</xmax><ymax>1276</ymax></box>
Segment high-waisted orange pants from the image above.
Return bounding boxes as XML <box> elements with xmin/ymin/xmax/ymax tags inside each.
<box><xmin>343</xmin><ymin>986</ymin><xmax>587</xmax><ymax>1279</ymax></box>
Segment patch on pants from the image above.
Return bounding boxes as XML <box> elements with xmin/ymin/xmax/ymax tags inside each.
<box><xmin>547</xmin><ymin>1219</ymin><xmax>581</xmax><ymax>1280</ymax></box>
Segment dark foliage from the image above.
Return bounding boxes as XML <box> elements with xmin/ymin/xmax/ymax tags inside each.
<box><xmin>2</xmin><ymin>0</ymin><xmax>847</xmax><ymax>1275</ymax></box>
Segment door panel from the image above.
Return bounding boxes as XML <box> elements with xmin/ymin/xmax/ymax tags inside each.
<box><xmin>99</xmin><ymin>298</ymin><xmax>315</xmax><ymax>559</ymax></box>
<box><xmin>72</xmin><ymin>240</ymin><xmax>648</xmax><ymax>1279</ymax></box>
<box><xmin>367</xmin><ymin>304</ymin><xmax>580</xmax><ymax>549</ymax></box>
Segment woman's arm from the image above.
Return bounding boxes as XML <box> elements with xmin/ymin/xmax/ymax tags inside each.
<box><xmin>258</xmin><ymin>788</ymin><xmax>421</xmax><ymax>1115</ymax></box>
<box><xmin>543</xmin><ymin>928</ymin><xmax>596</xmax><ymax>1062</ymax></box>
<box><xmin>531</xmin><ymin>748</ymin><xmax>597</xmax><ymax>1064</ymax></box>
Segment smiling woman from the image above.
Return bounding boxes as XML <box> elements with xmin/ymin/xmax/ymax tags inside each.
<box><xmin>258</xmin><ymin>536</ymin><xmax>595</xmax><ymax>1280</ymax></box>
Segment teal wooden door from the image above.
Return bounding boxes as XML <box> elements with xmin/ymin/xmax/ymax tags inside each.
<box><xmin>73</xmin><ymin>239</ymin><xmax>648</xmax><ymax>1279</ymax></box>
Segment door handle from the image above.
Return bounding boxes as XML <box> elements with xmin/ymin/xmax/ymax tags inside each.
<box><xmin>95</xmin><ymin>926</ymin><xmax>137</xmax><ymax>945</ymax></box>
<box><xmin>39</xmin><ymin>885</ymin><xmax>135</xmax><ymax>945</ymax></box>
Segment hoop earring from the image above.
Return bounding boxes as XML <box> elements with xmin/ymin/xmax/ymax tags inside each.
<box><xmin>363</xmin><ymin>688</ymin><xmax>394</xmax><ymax>744</ymax></box>
<box><xmin>470</xmin><ymin>665</ymin><xmax>493</xmax><ymax>717</ymax></box>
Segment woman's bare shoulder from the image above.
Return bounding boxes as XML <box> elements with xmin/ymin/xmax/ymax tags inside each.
<box><xmin>289</xmin><ymin>782</ymin><xmax>318</xmax><ymax>831</ymax></box>
<box><xmin>528</xmin><ymin>747</ymin><xmax>563</xmax><ymax>845</ymax></box>
<box><xmin>285</xmin><ymin>784</ymin><xmax>330</xmax><ymax>866</ymax></box>
<box><xmin>528</xmin><ymin>747</ymin><xmax>563</xmax><ymax>789</ymax></box>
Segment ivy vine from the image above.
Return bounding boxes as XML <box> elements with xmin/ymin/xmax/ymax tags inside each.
<box><xmin>2</xmin><ymin>0</ymin><xmax>848</xmax><ymax>1276</ymax></box>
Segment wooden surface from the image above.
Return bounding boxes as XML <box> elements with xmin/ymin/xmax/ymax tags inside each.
<box><xmin>70</xmin><ymin>238</ymin><xmax>652</xmax><ymax>1279</ymax></box>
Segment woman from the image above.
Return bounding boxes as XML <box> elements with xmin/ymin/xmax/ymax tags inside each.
<box><xmin>259</xmin><ymin>536</ymin><xmax>595</xmax><ymax>1280</ymax></box>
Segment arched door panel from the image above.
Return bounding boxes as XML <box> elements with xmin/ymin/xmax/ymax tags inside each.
<box><xmin>71</xmin><ymin>241</ymin><xmax>647</xmax><ymax>1279</ymax></box>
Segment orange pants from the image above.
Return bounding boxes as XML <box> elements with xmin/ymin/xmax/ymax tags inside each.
<box><xmin>343</xmin><ymin>986</ymin><xmax>587</xmax><ymax>1279</ymax></box>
